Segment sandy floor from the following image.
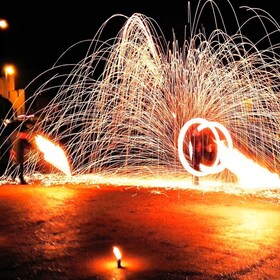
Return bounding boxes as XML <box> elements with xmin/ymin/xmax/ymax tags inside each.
<box><xmin>0</xmin><ymin>183</ymin><xmax>280</xmax><ymax>279</ymax></box>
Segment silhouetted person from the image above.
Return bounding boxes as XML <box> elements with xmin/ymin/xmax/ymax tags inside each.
<box><xmin>190</xmin><ymin>127</ymin><xmax>202</xmax><ymax>185</ymax></box>
<box><xmin>10</xmin><ymin>124</ymin><xmax>32</xmax><ymax>184</ymax></box>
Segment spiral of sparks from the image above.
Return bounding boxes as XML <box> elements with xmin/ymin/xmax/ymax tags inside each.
<box><xmin>178</xmin><ymin>117</ymin><xmax>234</xmax><ymax>177</ymax></box>
<box><xmin>1</xmin><ymin>1</ymin><xmax>280</xmax><ymax>190</ymax></box>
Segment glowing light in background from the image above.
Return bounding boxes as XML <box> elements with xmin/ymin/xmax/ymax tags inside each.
<box><xmin>0</xmin><ymin>19</ymin><xmax>8</xmax><ymax>29</ymax></box>
<box><xmin>4</xmin><ymin>64</ymin><xmax>15</xmax><ymax>75</ymax></box>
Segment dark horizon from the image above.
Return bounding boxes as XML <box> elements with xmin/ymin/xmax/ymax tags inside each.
<box><xmin>0</xmin><ymin>0</ymin><xmax>279</xmax><ymax>91</ymax></box>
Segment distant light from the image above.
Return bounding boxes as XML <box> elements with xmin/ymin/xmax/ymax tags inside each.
<box><xmin>0</xmin><ymin>19</ymin><xmax>8</xmax><ymax>29</ymax></box>
<box><xmin>4</xmin><ymin>64</ymin><xmax>15</xmax><ymax>76</ymax></box>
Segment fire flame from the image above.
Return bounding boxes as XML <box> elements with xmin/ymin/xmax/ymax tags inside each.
<box><xmin>219</xmin><ymin>143</ymin><xmax>280</xmax><ymax>189</ymax></box>
<box><xmin>35</xmin><ymin>135</ymin><xmax>71</xmax><ymax>176</ymax></box>
<box><xmin>179</xmin><ymin>118</ymin><xmax>280</xmax><ymax>189</ymax></box>
<box><xmin>113</xmin><ymin>246</ymin><xmax>122</xmax><ymax>260</ymax></box>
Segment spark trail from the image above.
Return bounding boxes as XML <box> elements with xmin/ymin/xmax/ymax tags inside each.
<box><xmin>1</xmin><ymin>1</ymin><xmax>279</xmax><ymax>191</ymax></box>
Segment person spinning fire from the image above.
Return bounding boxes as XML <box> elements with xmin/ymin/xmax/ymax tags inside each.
<box><xmin>190</xmin><ymin>126</ymin><xmax>202</xmax><ymax>185</ymax></box>
<box><xmin>10</xmin><ymin>124</ymin><xmax>33</xmax><ymax>185</ymax></box>
<box><xmin>189</xmin><ymin>125</ymin><xmax>217</xmax><ymax>186</ymax></box>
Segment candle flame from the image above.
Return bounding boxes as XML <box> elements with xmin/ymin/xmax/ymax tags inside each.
<box><xmin>113</xmin><ymin>246</ymin><xmax>122</xmax><ymax>260</ymax></box>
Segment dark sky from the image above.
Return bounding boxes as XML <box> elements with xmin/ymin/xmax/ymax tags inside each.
<box><xmin>0</xmin><ymin>0</ymin><xmax>279</xmax><ymax>90</ymax></box>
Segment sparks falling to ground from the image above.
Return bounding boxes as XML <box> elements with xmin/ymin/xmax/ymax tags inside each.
<box><xmin>1</xmin><ymin>1</ymin><xmax>280</xmax><ymax>192</ymax></box>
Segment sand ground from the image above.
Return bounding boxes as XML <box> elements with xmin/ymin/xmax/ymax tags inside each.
<box><xmin>0</xmin><ymin>183</ymin><xmax>280</xmax><ymax>279</ymax></box>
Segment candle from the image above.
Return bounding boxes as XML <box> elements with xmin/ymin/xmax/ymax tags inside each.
<box><xmin>113</xmin><ymin>246</ymin><xmax>122</xmax><ymax>268</ymax></box>
<box><xmin>87</xmin><ymin>246</ymin><xmax>149</xmax><ymax>279</ymax></box>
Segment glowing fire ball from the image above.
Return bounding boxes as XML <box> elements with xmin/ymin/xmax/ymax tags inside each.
<box><xmin>178</xmin><ymin>118</ymin><xmax>233</xmax><ymax>177</ymax></box>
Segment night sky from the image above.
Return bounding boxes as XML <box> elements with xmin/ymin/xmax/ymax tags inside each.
<box><xmin>0</xmin><ymin>0</ymin><xmax>279</xmax><ymax>90</ymax></box>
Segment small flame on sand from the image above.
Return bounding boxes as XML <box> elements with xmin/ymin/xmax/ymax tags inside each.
<box><xmin>113</xmin><ymin>246</ymin><xmax>122</xmax><ymax>260</ymax></box>
<box><xmin>35</xmin><ymin>135</ymin><xmax>71</xmax><ymax>176</ymax></box>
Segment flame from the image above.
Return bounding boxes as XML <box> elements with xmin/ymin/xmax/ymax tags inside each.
<box><xmin>113</xmin><ymin>246</ymin><xmax>122</xmax><ymax>260</ymax></box>
<box><xmin>219</xmin><ymin>142</ymin><xmax>280</xmax><ymax>189</ymax></box>
<box><xmin>35</xmin><ymin>135</ymin><xmax>71</xmax><ymax>176</ymax></box>
<box><xmin>178</xmin><ymin>118</ymin><xmax>280</xmax><ymax>190</ymax></box>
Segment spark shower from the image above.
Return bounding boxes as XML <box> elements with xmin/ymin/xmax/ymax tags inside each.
<box><xmin>2</xmin><ymin>1</ymin><xmax>280</xmax><ymax>189</ymax></box>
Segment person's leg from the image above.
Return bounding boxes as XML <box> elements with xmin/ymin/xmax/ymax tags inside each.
<box><xmin>17</xmin><ymin>139</ymin><xmax>27</xmax><ymax>185</ymax></box>
<box><xmin>19</xmin><ymin>162</ymin><xmax>27</xmax><ymax>184</ymax></box>
<box><xmin>193</xmin><ymin>152</ymin><xmax>201</xmax><ymax>185</ymax></box>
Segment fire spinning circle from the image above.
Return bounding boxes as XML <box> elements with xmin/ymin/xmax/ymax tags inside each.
<box><xmin>178</xmin><ymin>118</ymin><xmax>233</xmax><ymax>176</ymax></box>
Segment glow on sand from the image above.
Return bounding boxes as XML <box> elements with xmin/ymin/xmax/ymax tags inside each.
<box><xmin>3</xmin><ymin>1</ymin><xmax>280</xmax><ymax>193</ymax></box>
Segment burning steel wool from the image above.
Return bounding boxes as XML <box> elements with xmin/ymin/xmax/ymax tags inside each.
<box><xmin>0</xmin><ymin>1</ymin><xmax>279</xmax><ymax>193</ymax></box>
<box><xmin>34</xmin><ymin>135</ymin><xmax>71</xmax><ymax>176</ymax></box>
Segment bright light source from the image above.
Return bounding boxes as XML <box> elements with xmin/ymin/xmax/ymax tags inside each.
<box><xmin>113</xmin><ymin>246</ymin><xmax>122</xmax><ymax>268</ymax></box>
<box><xmin>0</xmin><ymin>19</ymin><xmax>8</xmax><ymax>29</ymax></box>
<box><xmin>4</xmin><ymin>64</ymin><xmax>15</xmax><ymax>76</ymax></box>
<box><xmin>35</xmin><ymin>134</ymin><xmax>72</xmax><ymax>176</ymax></box>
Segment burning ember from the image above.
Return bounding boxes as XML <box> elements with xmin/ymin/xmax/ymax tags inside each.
<box><xmin>34</xmin><ymin>135</ymin><xmax>71</xmax><ymax>176</ymax></box>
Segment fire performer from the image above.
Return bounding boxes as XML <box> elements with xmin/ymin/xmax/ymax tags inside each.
<box><xmin>10</xmin><ymin>123</ymin><xmax>33</xmax><ymax>185</ymax></box>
